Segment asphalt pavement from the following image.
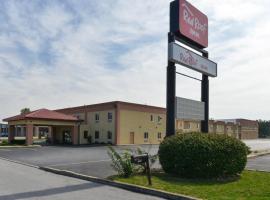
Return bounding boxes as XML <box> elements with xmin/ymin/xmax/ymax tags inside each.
<box><xmin>0</xmin><ymin>145</ymin><xmax>159</xmax><ymax>178</ymax></box>
<box><xmin>0</xmin><ymin>158</ymin><xmax>165</xmax><ymax>200</ymax></box>
<box><xmin>246</xmin><ymin>154</ymin><xmax>270</xmax><ymax>171</ymax></box>
<box><xmin>0</xmin><ymin>140</ymin><xmax>270</xmax><ymax>178</ymax></box>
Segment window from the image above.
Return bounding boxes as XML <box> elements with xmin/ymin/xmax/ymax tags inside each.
<box><xmin>107</xmin><ymin>131</ymin><xmax>112</xmax><ymax>140</ymax></box>
<box><xmin>197</xmin><ymin>123</ymin><xmax>200</xmax><ymax>129</ymax></box>
<box><xmin>184</xmin><ymin>122</ymin><xmax>190</xmax><ymax>129</ymax></box>
<box><xmin>95</xmin><ymin>114</ymin><xmax>99</xmax><ymax>122</ymax></box>
<box><xmin>144</xmin><ymin>132</ymin><xmax>149</xmax><ymax>140</ymax></box>
<box><xmin>158</xmin><ymin>116</ymin><xmax>162</xmax><ymax>123</ymax></box>
<box><xmin>158</xmin><ymin>132</ymin><xmax>162</xmax><ymax>139</ymax></box>
<box><xmin>108</xmin><ymin>112</ymin><xmax>113</xmax><ymax>122</ymax></box>
<box><xmin>150</xmin><ymin>115</ymin><xmax>153</xmax><ymax>121</ymax></box>
<box><xmin>83</xmin><ymin>131</ymin><xmax>88</xmax><ymax>139</ymax></box>
<box><xmin>95</xmin><ymin>131</ymin><xmax>99</xmax><ymax>139</ymax></box>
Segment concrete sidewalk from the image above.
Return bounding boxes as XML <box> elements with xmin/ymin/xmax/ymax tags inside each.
<box><xmin>0</xmin><ymin>159</ymin><xmax>165</xmax><ymax>200</ymax></box>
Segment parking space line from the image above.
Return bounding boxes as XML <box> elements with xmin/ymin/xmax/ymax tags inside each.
<box><xmin>48</xmin><ymin>159</ymin><xmax>111</xmax><ymax>167</ymax></box>
<box><xmin>247</xmin><ymin>163</ymin><xmax>270</xmax><ymax>168</ymax></box>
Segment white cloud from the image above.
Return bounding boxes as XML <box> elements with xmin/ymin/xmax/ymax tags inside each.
<box><xmin>1</xmin><ymin>0</ymin><xmax>270</xmax><ymax>122</ymax></box>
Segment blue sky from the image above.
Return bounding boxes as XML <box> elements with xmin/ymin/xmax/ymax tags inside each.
<box><xmin>1</xmin><ymin>0</ymin><xmax>270</xmax><ymax>121</ymax></box>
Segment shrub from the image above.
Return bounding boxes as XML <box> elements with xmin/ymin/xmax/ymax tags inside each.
<box><xmin>158</xmin><ymin>133</ymin><xmax>249</xmax><ymax>179</ymax></box>
<box><xmin>1</xmin><ymin>140</ymin><xmax>8</xmax><ymax>145</ymax></box>
<box><xmin>10</xmin><ymin>139</ymin><xmax>26</xmax><ymax>145</ymax></box>
<box><xmin>107</xmin><ymin>146</ymin><xmax>156</xmax><ymax>177</ymax></box>
<box><xmin>107</xmin><ymin>146</ymin><xmax>138</xmax><ymax>177</ymax></box>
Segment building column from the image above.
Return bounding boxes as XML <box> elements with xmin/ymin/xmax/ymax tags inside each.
<box><xmin>72</xmin><ymin>125</ymin><xmax>79</xmax><ymax>145</ymax></box>
<box><xmin>8</xmin><ymin>125</ymin><xmax>15</xmax><ymax>143</ymax></box>
<box><xmin>47</xmin><ymin>126</ymin><xmax>54</xmax><ymax>144</ymax></box>
<box><xmin>26</xmin><ymin>124</ymin><xmax>33</xmax><ymax>145</ymax></box>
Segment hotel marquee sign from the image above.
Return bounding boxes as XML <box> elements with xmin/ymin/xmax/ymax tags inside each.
<box><xmin>168</xmin><ymin>42</ymin><xmax>217</xmax><ymax>77</ymax></box>
<box><xmin>170</xmin><ymin>0</ymin><xmax>208</xmax><ymax>48</ymax></box>
<box><xmin>175</xmin><ymin>97</ymin><xmax>205</xmax><ymax>121</ymax></box>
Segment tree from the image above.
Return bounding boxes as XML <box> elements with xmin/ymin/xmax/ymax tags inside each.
<box><xmin>20</xmin><ymin>108</ymin><xmax>31</xmax><ymax>115</ymax></box>
<box><xmin>258</xmin><ymin>120</ymin><xmax>270</xmax><ymax>138</ymax></box>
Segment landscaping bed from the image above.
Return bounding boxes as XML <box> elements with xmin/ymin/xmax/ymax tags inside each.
<box><xmin>113</xmin><ymin>170</ymin><xmax>270</xmax><ymax>200</ymax></box>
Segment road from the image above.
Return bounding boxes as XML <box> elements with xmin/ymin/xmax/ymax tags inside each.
<box><xmin>0</xmin><ymin>140</ymin><xmax>270</xmax><ymax>178</ymax></box>
<box><xmin>0</xmin><ymin>159</ymin><xmax>165</xmax><ymax>200</ymax></box>
<box><xmin>243</xmin><ymin>139</ymin><xmax>270</xmax><ymax>151</ymax></box>
<box><xmin>246</xmin><ymin>154</ymin><xmax>270</xmax><ymax>171</ymax></box>
<box><xmin>0</xmin><ymin>145</ymin><xmax>159</xmax><ymax>178</ymax></box>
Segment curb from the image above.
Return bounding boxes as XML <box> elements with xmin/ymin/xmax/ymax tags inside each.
<box><xmin>40</xmin><ymin>166</ymin><xmax>200</xmax><ymax>200</ymax></box>
<box><xmin>246</xmin><ymin>169</ymin><xmax>270</xmax><ymax>173</ymax></box>
<box><xmin>248</xmin><ymin>150</ymin><xmax>270</xmax><ymax>159</ymax></box>
<box><xmin>0</xmin><ymin>145</ymin><xmax>41</xmax><ymax>148</ymax></box>
<box><xmin>0</xmin><ymin>156</ymin><xmax>39</xmax><ymax>168</ymax></box>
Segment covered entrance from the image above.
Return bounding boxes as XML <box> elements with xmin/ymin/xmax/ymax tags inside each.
<box><xmin>3</xmin><ymin>109</ymin><xmax>81</xmax><ymax>145</ymax></box>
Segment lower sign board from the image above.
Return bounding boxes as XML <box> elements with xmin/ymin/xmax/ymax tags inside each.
<box><xmin>175</xmin><ymin>97</ymin><xmax>205</xmax><ymax>120</ymax></box>
<box><xmin>168</xmin><ymin>42</ymin><xmax>217</xmax><ymax>77</ymax></box>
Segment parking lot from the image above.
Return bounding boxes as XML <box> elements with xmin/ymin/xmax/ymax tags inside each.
<box><xmin>0</xmin><ymin>140</ymin><xmax>270</xmax><ymax>178</ymax></box>
<box><xmin>0</xmin><ymin>145</ymin><xmax>159</xmax><ymax>178</ymax></box>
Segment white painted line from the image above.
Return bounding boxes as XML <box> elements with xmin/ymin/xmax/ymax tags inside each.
<box><xmin>19</xmin><ymin>148</ymin><xmax>39</xmax><ymax>151</ymax></box>
<box><xmin>48</xmin><ymin>159</ymin><xmax>111</xmax><ymax>167</ymax></box>
<box><xmin>247</xmin><ymin>163</ymin><xmax>270</xmax><ymax>168</ymax></box>
<box><xmin>0</xmin><ymin>156</ymin><xmax>39</xmax><ymax>168</ymax></box>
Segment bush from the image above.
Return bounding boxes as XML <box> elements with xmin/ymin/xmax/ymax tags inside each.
<box><xmin>107</xmin><ymin>146</ymin><xmax>157</xmax><ymax>177</ymax></box>
<box><xmin>10</xmin><ymin>139</ymin><xmax>26</xmax><ymax>145</ymax></box>
<box><xmin>107</xmin><ymin>146</ymin><xmax>139</xmax><ymax>177</ymax></box>
<box><xmin>0</xmin><ymin>140</ymin><xmax>8</xmax><ymax>145</ymax></box>
<box><xmin>158</xmin><ymin>133</ymin><xmax>249</xmax><ymax>179</ymax></box>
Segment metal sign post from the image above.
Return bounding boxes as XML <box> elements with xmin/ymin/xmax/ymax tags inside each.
<box><xmin>131</xmin><ymin>154</ymin><xmax>152</xmax><ymax>185</ymax></box>
<box><xmin>166</xmin><ymin>32</ymin><xmax>176</xmax><ymax>137</ymax></box>
<box><xmin>166</xmin><ymin>0</ymin><xmax>217</xmax><ymax>137</ymax></box>
<box><xmin>201</xmin><ymin>52</ymin><xmax>209</xmax><ymax>133</ymax></box>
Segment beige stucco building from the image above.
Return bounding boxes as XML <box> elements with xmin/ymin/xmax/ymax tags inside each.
<box><xmin>3</xmin><ymin>101</ymin><xmax>259</xmax><ymax>145</ymax></box>
<box><xmin>176</xmin><ymin>118</ymin><xmax>258</xmax><ymax>140</ymax></box>
<box><xmin>56</xmin><ymin>101</ymin><xmax>166</xmax><ymax>145</ymax></box>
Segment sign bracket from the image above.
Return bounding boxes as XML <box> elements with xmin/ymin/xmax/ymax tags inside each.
<box><xmin>176</xmin><ymin>71</ymin><xmax>202</xmax><ymax>82</ymax></box>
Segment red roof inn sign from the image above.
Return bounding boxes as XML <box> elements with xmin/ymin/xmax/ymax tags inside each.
<box><xmin>170</xmin><ymin>0</ymin><xmax>208</xmax><ymax>48</ymax></box>
<box><xmin>168</xmin><ymin>42</ymin><xmax>217</xmax><ymax>77</ymax></box>
<box><xmin>166</xmin><ymin>0</ymin><xmax>218</xmax><ymax>136</ymax></box>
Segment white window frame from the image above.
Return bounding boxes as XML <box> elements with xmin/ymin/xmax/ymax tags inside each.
<box><xmin>95</xmin><ymin>113</ymin><xmax>99</xmax><ymax>123</ymax></box>
<box><xmin>108</xmin><ymin>112</ymin><xmax>113</xmax><ymax>122</ymax></box>
<box><xmin>144</xmin><ymin>132</ymin><xmax>149</xmax><ymax>142</ymax></box>
<box><xmin>107</xmin><ymin>131</ymin><xmax>112</xmax><ymax>140</ymax></box>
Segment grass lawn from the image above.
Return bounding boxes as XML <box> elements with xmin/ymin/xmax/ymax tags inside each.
<box><xmin>113</xmin><ymin>171</ymin><xmax>270</xmax><ymax>200</ymax></box>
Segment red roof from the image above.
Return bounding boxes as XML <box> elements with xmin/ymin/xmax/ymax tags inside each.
<box><xmin>3</xmin><ymin>109</ymin><xmax>79</xmax><ymax>122</ymax></box>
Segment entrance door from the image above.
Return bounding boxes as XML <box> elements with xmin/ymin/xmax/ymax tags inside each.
<box><xmin>130</xmin><ymin>132</ymin><xmax>134</xmax><ymax>144</ymax></box>
<box><xmin>62</xmin><ymin>131</ymin><xmax>72</xmax><ymax>145</ymax></box>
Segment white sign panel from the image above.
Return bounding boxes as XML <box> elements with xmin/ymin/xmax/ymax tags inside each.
<box><xmin>168</xmin><ymin>42</ymin><xmax>217</xmax><ymax>77</ymax></box>
<box><xmin>175</xmin><ymin>97</ymin><xmax>205</xmax><ymax>120</ymax></box>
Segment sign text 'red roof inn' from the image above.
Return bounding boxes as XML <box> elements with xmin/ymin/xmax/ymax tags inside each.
<box><xmin>170</xmin><ymin>0</ymin><xmax>208</xmax><ymax>48</ymax></box>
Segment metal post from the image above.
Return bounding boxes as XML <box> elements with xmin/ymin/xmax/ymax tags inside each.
<box><xmin>201</xmin><ymin>52</ymin><xmax>209</xmax><ymax>133</ymax></box>
<box><xmin>166</xmin><ymin>32</ymin><xmax>176</xmax><ymax>137</ymax></box>
<box><xmin>146</xmin><ymin>154</ymin><xmax>152</xmax><ymax>185</ymax></box>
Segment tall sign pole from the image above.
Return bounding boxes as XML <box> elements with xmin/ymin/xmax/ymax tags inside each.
<box><xmin>201</xmin><ymin>50</ymin><xmax>209</xmax><ymax>133</ymax></box>
<box><xmin>166</xmin><ymin>32</ymin><xmax>176</xmax><ymax>136</ymax></box>
<box><xmin>166</xmin><ymin>0</ymin><xmax>217</xmax><ymax>137</ymax></box>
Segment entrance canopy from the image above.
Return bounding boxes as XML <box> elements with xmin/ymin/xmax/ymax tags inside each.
<box><xmin>3</xmin><ymin>109</ymin><xmax>81</xmax><ymax>145</ymax></box>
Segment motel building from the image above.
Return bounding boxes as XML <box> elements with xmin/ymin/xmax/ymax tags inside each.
<box><xmin>3</xmin><ymin>101</ymin><xmax>259</xmax><ymax>146</ymax></box>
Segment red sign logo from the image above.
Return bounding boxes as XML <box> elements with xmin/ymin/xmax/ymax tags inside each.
<box><xmin>179</xmin><ymin>0</ymin><xmax>208</xmax><ymax>48</ymax></box>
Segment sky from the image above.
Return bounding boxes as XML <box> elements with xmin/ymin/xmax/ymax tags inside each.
<box><xmin>0</xmin><ymin>0</ymin><xmax>270</xmax><ymax>121</ymax></box>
